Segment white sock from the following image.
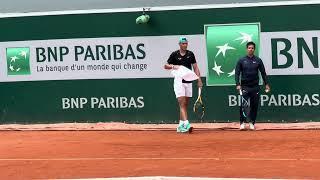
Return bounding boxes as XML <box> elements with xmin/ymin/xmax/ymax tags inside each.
<box><xmin>184</xmin><ymin>120</ymin><xmax>189</xmax><ymax>125</ymax></box>
<box><xmin>179</xmin><ymin>120</ymin><xmax>184</xmax><ymax>126</ymax></box>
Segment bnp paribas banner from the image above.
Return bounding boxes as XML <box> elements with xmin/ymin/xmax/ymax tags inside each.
<box><xmin>0</xmin><ymin>36</ymin><xmax>207</xmax><ymax>82</ymax></box>
<box><xmin>1</xmin><ymin>29</ymin><xmax>320</xmax><ymax>82</ymax></box>
<box><xmin>205</xmin><ymin>23</ymin><xmax>260</xmax><ymax>86</ymax></box>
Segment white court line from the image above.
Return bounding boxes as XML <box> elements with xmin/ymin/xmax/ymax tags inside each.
<box><xmin>54</xmin><ymin>176</ymin><xmax>309</xmax><ymax>180</ymax></box>
<box><xmin>0</xmin><ymin>157</ymin><xmax>320</xmax><ymax>161</ymax></box>
<box><xmin>228</xmin><ymin>158</ymin><xmax>320</xmax><ymax>161</ymax></box>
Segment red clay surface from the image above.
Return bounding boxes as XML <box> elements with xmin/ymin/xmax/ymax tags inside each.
<box><xmin>0</xmin><ymin>130</ymin><xmax>319</xmax><ymax>179</ymax></box>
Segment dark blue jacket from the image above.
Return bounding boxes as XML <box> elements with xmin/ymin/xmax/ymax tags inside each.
<box><xmin>235</xmin><ymin>55</ymin><xmax>268</xmax><ymax>87</ymax></box>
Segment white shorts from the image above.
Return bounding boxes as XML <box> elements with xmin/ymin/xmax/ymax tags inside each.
<box><xmin>174</xmin><ymin>77</ymin><xmax>193</xmax><ymax>98</ymax></box>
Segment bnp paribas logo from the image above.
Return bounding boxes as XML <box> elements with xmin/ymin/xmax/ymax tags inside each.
<box><xmin>205</xmin><ymin>23</ymin><xmax>260</xmax><ymax>86</ymax></box>
<box><xmin>6</xmin><ymin>47</ymin><xmax>31</xmax><ymax>75</ymax></box>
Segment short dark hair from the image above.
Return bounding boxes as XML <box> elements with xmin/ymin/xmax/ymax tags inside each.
<box><xmin>246</xmin><ymin>42</ymin><xmax>256</xmax><ymax>49</ymax></box>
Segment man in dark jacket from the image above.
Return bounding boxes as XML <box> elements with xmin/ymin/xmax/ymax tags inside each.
<box><xmin>235</xmin><ymin>41</ymin><xmax>270</xmax><ymax>130</ymax></box>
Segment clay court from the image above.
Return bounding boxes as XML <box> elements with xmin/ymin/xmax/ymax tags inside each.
<box><xmin>0</xmin><ymin>123</ymin><xmax>319</xmax><ymax>179</ymax></box>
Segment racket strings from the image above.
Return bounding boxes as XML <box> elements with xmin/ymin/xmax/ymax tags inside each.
<box><xmin>241</xmin><ymin>97</ymin><xmax>250</xmax><ymax>117</ymax></box>
<box><xmin>194</xmin><ymin>88</ymin><xmax>205</xmax><ymax>120</ymax></box>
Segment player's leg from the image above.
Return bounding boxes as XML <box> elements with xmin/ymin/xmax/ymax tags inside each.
<box><xmin>178</xmin><ymin>96</ymin><xmax>188</xmax><ymax>121</ymax></box>
<box><xmin>177</xmin><ymin>96</ymin><xmax>191</xmax><ymax>132</ymax></box>
<box><xmin>249</xmin><ymin>87</ymin><xmax>260</xmax><ymax>130</ymax></box>
<box><xmin>175</xmin><ymin>83</ymin><xmax>192</xmax><ymax>133</ymax></box>
<box><xmin>184</xmin><ymin>83</ymin><xmax>193</xmax><ymax>132</ymax></box>
<box><xmin>174</xmin><ymin>78</ymin><xmax>188</xmax><ymax>132</ymax></box>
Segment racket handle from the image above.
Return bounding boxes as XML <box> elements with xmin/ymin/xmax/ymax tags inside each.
<box><xmin>239</xmin><ymin>88</ymin><xmax>242</xmax><ymax>95</ymax></box>
<box><xmin>198</xmin><ymin>87</ymin><xmax>202</xmax><ymax>97</ymax></box>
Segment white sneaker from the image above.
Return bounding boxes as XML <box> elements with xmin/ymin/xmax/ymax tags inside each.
<box><xmin>249</xmin><ymin>123</ymin><xmax>255</xmax><ymax>130</ymax></box>
<box><xmin>240</xmin><ymin>123</ymin><xmax>245</xmax><ymax>130</ymax></box>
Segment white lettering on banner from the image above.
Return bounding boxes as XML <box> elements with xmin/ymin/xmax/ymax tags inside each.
<box><xmin>229</xmin><ymin>94</ymin><xmax>320</xmax><ymax>107</ymax></box>
<box><xmin>62</xmin><ymin>97</ymin><xmax>88</xmax><ymax>109</ymax></box>
<box><xmin>62</xmin><ymin>96</ymin><xmax>144</xmax><ymax>109</ymax></box>
<box><xmin>2</xmin><ymin>30</ymin><xmax>320</xmax><ymax>82</ymax></box>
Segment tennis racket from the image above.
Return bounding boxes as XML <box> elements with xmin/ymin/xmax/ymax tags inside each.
<box><xmin>193</xmin><ymin>87</ymin><xmax>205</xmax><ymax>120</ymax></box>
<box><xmin>239</xmin><ymin>89</ymin><xmax>250</xmax><ymax>118</ymax></box>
